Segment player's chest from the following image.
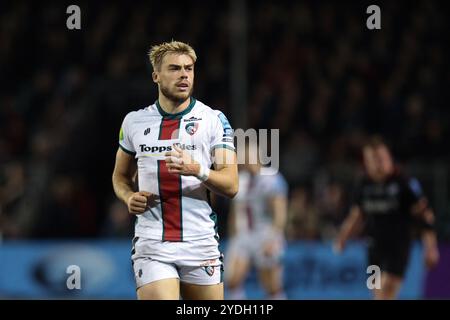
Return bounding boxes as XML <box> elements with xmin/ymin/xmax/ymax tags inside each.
<box><xmin>362</xmin><ymin>181</ymin><xmax>401</xmax><ymax>198</ymax></box>
<box><xmin>132</xmin><ymin>117</ymin><xmax>207</xmax><ymax>156</ymax></box>
<box><xmin>361</xmin><ymin>182</ymin><xmax>403</xmax><ymax>214</ymax></box>
<box><xmin>240</xmin><ymin>178</ymin><xmax>267</xmax><ymax>202</ymax></box>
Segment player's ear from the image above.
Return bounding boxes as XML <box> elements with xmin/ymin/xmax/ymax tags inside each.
<box><xmin>152</xmin><ymin>71</ymin><xmax>159</xmax><ymax>83</ymax></box>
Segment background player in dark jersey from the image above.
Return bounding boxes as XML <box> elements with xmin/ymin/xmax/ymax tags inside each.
<box><xmin>334</xmin><ymin>136</ymin><xmax>439</xmax><ymax>299</ymax></box>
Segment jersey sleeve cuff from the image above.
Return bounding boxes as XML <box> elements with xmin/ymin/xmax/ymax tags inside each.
<box><xmin>210</xmin><ymin>144</ymin><xmax>236</xmax><ymax>153</ymax></box>
<box><xmin>119</xmin><ymin>143</ymin><xmax>136</xmax><ymax>155</ymax></box>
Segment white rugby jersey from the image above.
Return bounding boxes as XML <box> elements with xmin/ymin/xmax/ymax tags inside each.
<box><xmin>119</xmin><ymin>97</ymin><xmax>235</xmax><ymax>241</ymax></box>
<box><xmin>232</xmin><ymin>169</ymin><xmax>288</xmax><ymax>234</ymax></box>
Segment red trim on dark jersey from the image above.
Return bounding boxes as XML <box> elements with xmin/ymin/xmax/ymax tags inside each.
<box><xmin>158</xmin><ymin>118</ymin><xmax>182</xmax><ymax>241</ymax></box>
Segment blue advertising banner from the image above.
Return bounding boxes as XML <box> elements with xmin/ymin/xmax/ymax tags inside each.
<box><xmin>0</xmin><ymin>240</ymin><xmax>136</xmax><ymax>299</ymax></box>
<box><xmin>0</xmin><ymin>240</ymin><xmax>425</xmax><ymax>299</ymax></box>
<box><xmin>235</xmin><ymin>241</ymin><xmax>425</xmax><ymax>299</ymax></box>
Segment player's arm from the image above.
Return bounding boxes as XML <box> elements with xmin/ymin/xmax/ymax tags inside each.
<box><xmin>165</xmin><ymin>145</ymin><xmax>238</xmax><ymax>198</ymax></box>
<box><xmin>261</xmin><ymin>194</ymin><xmax>288</xmax><ymax>256</ymax></box>
<box><xmin>411</xmin><ymin>198</ymin><xmax>440</xmax><ymax>269</ymax></box>
<box><xmin>334</xmin><ymin>205</ymin><xmax>364</xmax><ymax>253</ymax></box>
<box><xmin>268</xmin><ymin>194</ymin><xmax>288</xmax><ymax>234</ymax></box>
<box><xmin>112</xmin><ymin>148</ymin><xmax>152</xmax><ymax>214</ymax></box>
<box><xmin>203</xmin><ymin>147</ymin><xmax>238</xmax><ymax>198</ymax></box>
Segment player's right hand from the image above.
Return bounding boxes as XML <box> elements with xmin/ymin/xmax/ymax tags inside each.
<box><xmin>424</xmin><ymin>245</ymin><xmax>440</xmax><ymax>269</ymax></box>
<box><xmin>333</xmin><ymin>238</ymin><xmax>345</xmax><ymax>254</ymax></box>
<box><xmin>127</xmin><ymin>191</ymin><xmax>153</xmax><ymax>215</ymax></box>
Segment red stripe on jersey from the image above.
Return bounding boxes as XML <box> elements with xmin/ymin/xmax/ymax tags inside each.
<box><xmin>158</xmin><ymin>118</ymin><xmax>182</xmax><ymax>241</ymax></box>
<box><xmin>159</xmin><ymin>160</ymin><xmax>182</xmax><ymax>241</ymax></box>
<box><xmin>246</xmin><ymin>205</ymin><xmax>254</xmax><ymax>230</ymax></box>
<box><xmin>159</xmin><ymin>119</ymin><xmax>180</xmax><ymax>140</ymax></box>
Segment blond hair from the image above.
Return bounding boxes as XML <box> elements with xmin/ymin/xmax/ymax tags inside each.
<box><xmin>148</xmin><ymin>41</ymin><xmax>197</xmax><ymax>71</ymax></box>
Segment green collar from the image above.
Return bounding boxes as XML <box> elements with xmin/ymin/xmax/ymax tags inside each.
<box><xmin>156</xmin><ymin>97</ymin><xmax>196</xmax><ymax>119</ymax></box>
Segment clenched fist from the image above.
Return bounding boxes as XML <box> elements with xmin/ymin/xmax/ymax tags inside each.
<box><xmin>165</xmin><ymin>144</ymin><xmax>200</xmax><ymax>176</ymax></box>
<box><xmin>126</xmin><ymin>191</ymin><xmax>155</xmax><ymax>215</ymax></box>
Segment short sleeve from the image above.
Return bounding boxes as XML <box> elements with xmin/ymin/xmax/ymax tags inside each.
<box><xmin>118</xmin><ymin>113</ymin><xmax>136</xmax><ymax>155</ymax></box>
<box><xmin>210</xmin><ymin>111</ymin><xmax>236</xmax><ymax>152</ymax></box>
<box><xmin>404</xmin><ymin>177</ymin><xmax>424</xmax><ymax>205</ymax></box>
<box><xmin>269</xmin><ymin>174</ymin><xmax>288</xmax><ymax>197</ymax></box>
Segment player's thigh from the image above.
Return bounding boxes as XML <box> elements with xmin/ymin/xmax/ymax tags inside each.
<box><xmin>181</xmin><ymin>282</ymin><xmax>224</xmax><ymax>300</ymax></box>
<box><xmin>380</xmin><ymin>272</ymin><xmax>403</xmax><ymax>299</ymax></box>
<box><xmin>258</xmin><ymin>264</ymin><xmax>283</xmax><ymax>292</ymax></box>
<box><xmin>372</xmin><ymin>272</ymin><xmax>403</xmax><ymax>300</ymax></box>
<box><xmin>254</xmin><ymin>235</ymin><xmax>285</xmax><ymax>291</ymax></box>
<box><xmin>225</xmin><ymin>252</ymin><xmax>251</xmax><ymax>288</ymax></box>
<box><xmin>371</xmin><ymin>245</ymin><xmax>407</xmax><ymax>299</ymax></box>
<box><xmin>225</xmin><ymin>236</ymin><xmax>252</xmax><ymax>286</ymax></box>
<box><xmin>132</xmin><ymin>257</ymin><xmax>180</xmax><ymax>300</ymax></box>
<box><xmin>137</xmin><ymin>278</ymin><xmax>180</xmax><ymax>300</ymax></box>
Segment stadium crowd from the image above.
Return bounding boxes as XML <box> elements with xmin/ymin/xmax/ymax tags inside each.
<box><xmin>0</xmin><ymin>1</ymin><xmax>449</xmax><ymax>240</ymax></box>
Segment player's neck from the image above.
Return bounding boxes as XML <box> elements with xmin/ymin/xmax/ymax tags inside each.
<box><xmin>158</xmin><ymin>95</ymin><xmax>191</xmax><ymax>114</ymax></box>
<box><xmin>371</xmin><ymin>170</ymin><xmax>394</xmax><ymax>183</ymax></box>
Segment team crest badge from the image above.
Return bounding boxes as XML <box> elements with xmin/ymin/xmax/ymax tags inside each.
<box><xmin>204</xmin><ymin>266</ymin><xmax>215</xmax><ymax>276</ymax></box>
<box><xmin>185</xmin><ymin>122</ymin><xmax>199</xmax><ymax>135</ymax></box>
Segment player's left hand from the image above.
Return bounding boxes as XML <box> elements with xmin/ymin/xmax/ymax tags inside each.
<box><xmin>262</xmin><ymin>231</ymin><xmax>282</xmax><ymax>257</ymax></box>
<box><xmin>165</xmin><ymin>144</ymin><xmax>200</xmax><ymax>176</ymax></box>
<box><xmin>262</xmin><ymin>241</ymin><xmax>278</xmax><ymax>257</ymax></box>
<box><xmin>424</xmin><ymin>245</ymin><xmax>440</xmax><ymax>269</ymax></box>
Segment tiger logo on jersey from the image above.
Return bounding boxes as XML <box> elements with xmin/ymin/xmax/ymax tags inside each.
<box><xmin>185</xmin><ymin>122</ymin><xmax>199</xmax><ymax>135</ymax></box>
<box><xmin>204</xmin><ymin>266</ymin><xmax>215</xmax><ymax>276</ymax></box>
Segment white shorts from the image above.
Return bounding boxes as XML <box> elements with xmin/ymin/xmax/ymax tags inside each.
<box><xmin>131</xmin><ymin>236</ymin><xmax>223</xmax><ymax>288</ymax></box>
<box><xmin>225</xmin><ymin>226</ymin><xmax>285</xmax><ymax>269</ymax></box>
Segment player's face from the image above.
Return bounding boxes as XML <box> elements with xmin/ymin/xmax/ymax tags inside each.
<box><xmin>363</xmin><ymin>145</ymin><xmax>394</xmax><ymax>180</ymax></box>
<box><xmin>154</xmin><ymin>53</ymin><xmax>194</xmax><ymax>103</ymax></box>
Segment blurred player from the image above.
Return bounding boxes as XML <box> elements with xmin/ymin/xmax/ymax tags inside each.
<box><xmin>112</xmin><ymin>41</ymin><xmax>238</xmax><ymax>300</ymax></box>
<box><xmin>225</xmin><ymin>142</ymin><xmax>288</xmax><ymax>299</ymax></box>
<box><xmin>334</xmin><ymin>136</ymin><xmax>439</xmax><ymax>299</ymax></box>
